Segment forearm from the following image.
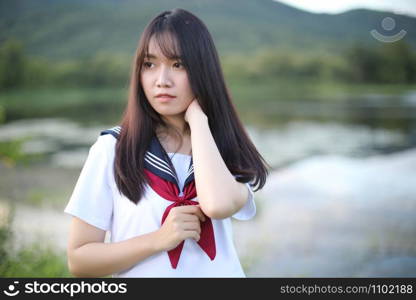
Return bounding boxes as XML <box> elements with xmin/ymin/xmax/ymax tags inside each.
<box><xmin>189</xmin><ymin>116</ymin><xmax>248</xmax><ymax>219</ymax></box>
<box><xmin>68</xmin><ymin>231</ymin><xmax>162</xmax><ymax>277</ymax></box>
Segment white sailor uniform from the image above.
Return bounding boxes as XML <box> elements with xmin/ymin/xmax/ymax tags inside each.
<box><xmin>64</xmin><ymin>126</ymin><xmax>256</xmax><ymax>277</ymax></box>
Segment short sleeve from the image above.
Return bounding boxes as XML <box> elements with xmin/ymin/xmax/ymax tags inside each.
<box><xmin>231</xmin><ymin>176</ymin><xmax>256</xmax><ymax>221</ymax></box>
<box><xmin>64</xmin><ymin>135</ymin><xmax>114</xmax><ymax>231</ymax></box>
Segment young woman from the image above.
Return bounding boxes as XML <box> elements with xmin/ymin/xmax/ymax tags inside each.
<box><xmin>64</xmin><ymin>8</ymin><xmax>269</xmax><ymax>278</ymax></box>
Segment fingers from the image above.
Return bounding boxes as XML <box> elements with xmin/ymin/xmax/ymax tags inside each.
<box><xmin>192</xmin><ymin>231</ymin><xmax>200</xmax><ymax>242</ymax></box>
<box><xmin>193</xmin><ymin>205</ymin><xmax>206</xmax><ymax>222</ymax></box>
<box><xmin>182</xmin><ymin>222</ymin><xmax>201</xmax><ymax>235</ymax></box>
<box><xmin>176</xmin><ymin>205</ymin><xmax>206</xmax><ymax>222</ymax></box>
<box><xmin>181</xmin><ymin>214</ymin><xmax>199</xmax><ymax>222</ymax></box>
<box><xmin>184</xmin><ymin>230</ymin><xmax>200</xmax><ymax>242</ymax></box>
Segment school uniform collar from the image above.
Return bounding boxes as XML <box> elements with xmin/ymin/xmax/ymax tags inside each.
<box><xmin>100</xmin><ymin>125</ymin><xmax>195</xmax><ymax>194</ymax></box>
<box><xmin>144</xmin><ymin>134</ymin><xmax>194</xmax><ymax>194</ymax></box>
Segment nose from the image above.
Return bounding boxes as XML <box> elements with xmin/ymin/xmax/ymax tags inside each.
<box><xmin>156</xmin><ymin>66</ymin><xmax>172</xmax><ymax>88</ymax></box>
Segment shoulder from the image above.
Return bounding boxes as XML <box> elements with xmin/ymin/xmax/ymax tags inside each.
<box><xmin>90</xmin><ymin>126</ymin><xmax>120</xmax><ymax>157</ymax></box>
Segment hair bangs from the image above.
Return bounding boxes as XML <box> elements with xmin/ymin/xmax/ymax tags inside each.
<box><xmin>143</xmin><ymin>18</ymin><xmax>183</xmax><ymax>62</ymax></box>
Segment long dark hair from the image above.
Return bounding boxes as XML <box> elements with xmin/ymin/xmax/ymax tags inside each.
<box><xmin>115</xmin><ymin>8</ymin><xmax>270</xmax><ymax>204</ymax></box>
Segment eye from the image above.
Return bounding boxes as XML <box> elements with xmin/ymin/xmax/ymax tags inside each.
<box><xmin>173</xmin><ymin>62</ymin><xmax>184</xmax><ymax>68</ymax></box>
<box><xmin>143</xmin><ymin>61</ymin><xmax>153</xmax><ymax>68</ymax></box>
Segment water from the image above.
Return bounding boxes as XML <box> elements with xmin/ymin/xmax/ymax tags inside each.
<box><xmin>0</xmin><ymin>118</ymin><xmax>409</xmax><ymax>170</ymax></box>
<box><xmin>234</xmin><ymin>148</ymin><xmax>416</xmax><ymax>277</ymax></box>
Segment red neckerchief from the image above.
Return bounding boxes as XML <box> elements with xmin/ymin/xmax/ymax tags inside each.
<box><xmin>143</xmin><ymin>134</ymin><xmax>216</xmax><ymax>269</ymax></box>
<box><xmin>144</xmin><ymin>169</ymin><xmax>216</xmax><ymax>269</ymax></box>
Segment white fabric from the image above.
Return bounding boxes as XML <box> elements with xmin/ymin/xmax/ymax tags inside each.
<box><xmin>64</xmin><ymin>134</ymin><xmax>256</xmax><ymax>277</ymax></box>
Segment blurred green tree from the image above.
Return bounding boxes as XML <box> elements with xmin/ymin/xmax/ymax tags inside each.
<box><xmin>378</xmin><ymin>41</ymin><xmax>416</xmax><ymax>83</ymax></box>
<box><xmin>0</xmin><ymin>39</ymin><xmax>26</xmax><ymax>90</ymax></box>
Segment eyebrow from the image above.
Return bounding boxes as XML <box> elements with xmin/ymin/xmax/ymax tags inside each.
<box><xmin>145</xmin><ymin>53</ymin><xmax>182</xmax><ymax>60</ymax></box>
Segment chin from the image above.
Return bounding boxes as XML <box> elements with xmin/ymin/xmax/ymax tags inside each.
<box><xmin>156</xmin><ymin>108</ymin><xmax>186</xmax><ymax>117</ymax></box>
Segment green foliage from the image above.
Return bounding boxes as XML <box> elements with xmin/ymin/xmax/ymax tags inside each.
<box><xmin>0</xmin><ymin>221</ymin><xmax>11</xmax><ymax>267</ymax></box>
<box><xmin>50</xmin><ymin>53</ymin><xmax>130</xmax><ymax>87</ymax></box>
<box><xmin>0</xmin><ymin>104</ymin><xmax>5</xmax><ymax>124</ymax></box>
<box><xmin>0</xmin><ymin>136</ymin><xmax>45</xmax><ymax>167</ymax></box>
<box><xmin>0</xmin><ymin>87</ymin><xmax>125</xmax><ymax>124</ymax></box>
<box><xmin>0</xmin><ymin>206</ymin><xmax>71</xmax><ymax>277</ymax></box>
<box><xmin>0</xmin><ymin>39</ymin><xmax>130</xmax><ymax>91</ymax></box>
<box><xmin>0</xmin><ymin>39</ymin><xmax>26</xmax><ymax>89</ymax></box>
<box><xmin>344</xmin><ymin>41</ymin><xmax>416</xmax><ymax>83</ymax></box>
<box><xmin>377</xmin><ymin>42</ymin><xmax>416</xmax><ymax>83</ymax></box>
<box><xmin>0</xmin><ymin>138</ymin><xmax>27</xmax><ymax>167</ymax></box>
<box><xmin>0</xmin><ymin>34</ymin><xmax>415</xmax><ymax>93</ymax></box>
<box><xmin>222</xmin><ymin>42</ymin><xmax>416</xmax><ymax>85</ymax></box>
<box><xmin>0</xmin><ymin>242</ymin><xmax>71</xmax><ymax>277</ymax></box>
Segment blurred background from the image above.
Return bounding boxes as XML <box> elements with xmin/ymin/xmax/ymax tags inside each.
<box><xmin>0</xmin><ymin>0</ymin><xmax>415</xmax><ymax>277</ymax></box>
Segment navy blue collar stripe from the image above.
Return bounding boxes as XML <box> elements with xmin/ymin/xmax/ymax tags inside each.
<box><xmin>144</xmin><ymin>160</ymin><xmax>178</xmax><ymax>184</ymax></box>
<box><xmin>145</xmin><ymin>152</ymin><xmax>179</xmax><ymax>183</ymax></box>
<box><xmin>144</xmin><ymin>154</ymin><xmax>176</xmax><ymax>177</ymax></box>
<box><xmin>144</xmin><ymin>159</ymin><xmax>179</xmax><ymax>189</ymax></box>
<box><xmin>146</xmin><ymin>151</ymin><xmax>171</xmax><ymax>170</ymax></box>
<box><xmin>144</xmin><ymin>155</ymin><xmax>178</xmax><ymax>181</ymax></box>
<box><xmin>100</xmin><ymin>126</ymin><xmax>121</xmax><ymax>139</ymax></box>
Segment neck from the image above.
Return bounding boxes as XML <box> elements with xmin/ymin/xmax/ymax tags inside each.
<box><xmin>158</xmin><ymin>114</ymin><xmax>190</xmax><ymax>138</ymax></box>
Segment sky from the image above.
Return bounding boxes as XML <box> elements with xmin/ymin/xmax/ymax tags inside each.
<box><xmin>274</xmin><ymin>0</ymin><xmax>416</xmax><ymax>17</ymax></box>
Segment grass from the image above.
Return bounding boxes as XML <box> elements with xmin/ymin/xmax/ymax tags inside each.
<box><xmin>0</xmin><ymin>138</ymin><xmax>45</xmax><ymax>167</ymax></box>
<box><xmin>0</xmin><ymin>243</ymin><xmax>71</xmax><ymax>277</ymax></box>
<box><xmin>0</xmin><ymin>208</ymin><xmax>71</xmax><ymax>277</ymax></box>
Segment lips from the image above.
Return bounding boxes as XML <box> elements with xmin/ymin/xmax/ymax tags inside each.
<box><xmin>156</xmin><ymin>93</ymin><xmax>176</xmax><ymax>98</ymax></box>
<box><xmin>156</xmin><ymin>93</ymin><xmax>176</xmax><ymax>102</ymax></box>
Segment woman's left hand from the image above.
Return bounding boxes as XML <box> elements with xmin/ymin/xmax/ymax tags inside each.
<box><xmin>184</xmin><ymin>98</ymin><xmax>207</xmax><ymax>124</ymax></box>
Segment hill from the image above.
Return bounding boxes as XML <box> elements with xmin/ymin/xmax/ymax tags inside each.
<box><xmin>1</xmin><ymin>0</ymin><xmax>415</xmax><ymax>60</ymax></box>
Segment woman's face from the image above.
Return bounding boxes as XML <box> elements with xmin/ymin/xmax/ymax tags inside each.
<box><xmin>140</xmin><ymin>36</ymin><xmax>195</xmax><ymax>118</ymax></box>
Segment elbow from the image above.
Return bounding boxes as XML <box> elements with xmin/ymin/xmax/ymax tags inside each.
<box><xmin>206</xmin><ymin>209</ymin><xmax>230</xmax><ymax>220</ymax></box>
<box><xmin>67</xmin><ymin>252</ymin><xmax>84</xmax><ymax>278</ymax></box>
<box><xmin>68</xmin><ymin>259</ymin><xmax>95</xmax><ymax>278</ymax></box>
<box><xmin>67</xmin><ymin>258</ymin><xmax>82</xmax><ymax>278</ymax></box>
<box><xmin>198</xmin><ymin>183</ymin><xmax>247</xmax><ymax>219</ymax></box>
<box><xmin>68</xmin><ymin>265</ymin><xmax>82</xmax><ymax>278</ymax></box>
<box><xmin>67</xmin><ymin>249</ymin><xmax>94</xmax><ymax>278</ymax></box>
<box><xmin>198</xmin><ymin>196</ymin><xmax>235</xmax><ymax>220</ymax></box>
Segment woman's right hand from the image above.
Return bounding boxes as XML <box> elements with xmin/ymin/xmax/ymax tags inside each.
<box><xmin>155</xmin><ymin>205</ymin><xmax>206</xmax><ymax>252</ymax></box>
